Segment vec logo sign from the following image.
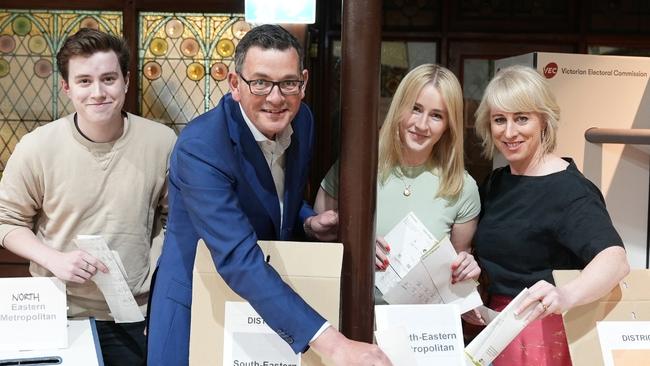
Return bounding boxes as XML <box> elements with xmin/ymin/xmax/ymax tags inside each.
<box><xmin>543</xmin><ymin>62</ymin><xmax>558</xmax><ymax>79</ymax></box>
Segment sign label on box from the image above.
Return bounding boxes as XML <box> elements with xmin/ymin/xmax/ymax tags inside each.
<box><xmin>597</xmin><ymin>321</ymin><xmax>650</xmax><ymax>366</ymax></box>
<box><xmin>0</xmin><ymin>277</ymin><xmax>67</xmax><ymax>351</ymax></box>
<box><xmin>375</xmin><ymin>304</ymin><xmax>464</xmax><ymax>365</ymax></box>
<box><xmin>223</xmin><ymin>301</ymin><xmax>301</xmax><ymax>366</ymax></box>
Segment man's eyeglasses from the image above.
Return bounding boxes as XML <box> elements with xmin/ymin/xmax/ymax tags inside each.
<box><xmin>238</xmin><ymin>73</ymin><xmax>304</xmax><ymax>96</ymax></box>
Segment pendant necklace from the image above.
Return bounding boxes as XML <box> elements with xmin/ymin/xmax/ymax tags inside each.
<box><xmin>403</xmin><ymin>184</ymin><xmax>412</xmax><ymax>197</ymax></box>
<box><xmin>399</xmin><ymin>176</ymin><xmax>412</xmax><ymax>197</ymax></box>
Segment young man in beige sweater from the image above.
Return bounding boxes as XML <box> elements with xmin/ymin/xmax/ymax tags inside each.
<box><xmin>0</xmin><ymin>29</ymin><xmax>176</xmax><ymax>365</ymax></box>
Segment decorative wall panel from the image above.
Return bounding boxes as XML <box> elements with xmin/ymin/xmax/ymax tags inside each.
<box><xmin>589</xmin><ymin>0</ymin><xmax>650</xmax><ymax>33</ymax></box>
<box><xmin>330</xmin><ymin>0</ymin><xmax>440</xmax><ymax>31</ymax></box>
<box><xmin>449</xmin><ymin>0</ymin><xmax>574</xmax><ymax>32</ymax></box>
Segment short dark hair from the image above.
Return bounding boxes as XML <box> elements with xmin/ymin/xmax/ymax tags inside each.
<box><xmin>234</xmin><ymin>24</ymin><xmax>303</xmax><ymax>74</ymax></box>
<box><xmin>56</xmin><ymin>28</ymin><xmax>129</xmax><ymax>81</ymax></box>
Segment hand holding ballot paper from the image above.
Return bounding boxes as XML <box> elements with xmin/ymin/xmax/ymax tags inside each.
<box><xmin>464</xmin><ymin>289</ymin><xmax>538</xmax><ymax>366</ymax></box>
<box><xmin>375</xmin><ymin>212</ymin><xmax>482</xmax><ymax>314</ymax></box>
<box><xmin>74</xmin><ymin>235</ymin><xmax>145</xmax><ymax>323</ymax></box>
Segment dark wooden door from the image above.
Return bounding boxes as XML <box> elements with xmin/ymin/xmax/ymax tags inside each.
<box><xmin>0</xmin><ymin>249</ymin><xmax>30</xmax><ymax>277</ymax></box>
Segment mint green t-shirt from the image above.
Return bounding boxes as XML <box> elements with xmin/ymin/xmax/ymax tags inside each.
<box><xmin>320</xmin><ymin>161</ymin><xmax>480</xmax><ymax>240</ymax></box>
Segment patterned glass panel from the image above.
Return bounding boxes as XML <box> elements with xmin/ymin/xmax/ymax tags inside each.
<box><xmin>0</xmin><ymin>9</ymin><xmax>122</xmax><ymax>171</ymax></box>
<box><xmin>139</xmin><ymin>13</ymin><xmax>247</xmax><ymax>133</ymax></box>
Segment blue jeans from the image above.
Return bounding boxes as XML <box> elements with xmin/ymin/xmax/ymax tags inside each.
<box><xmin>95</xmin><ymin>320</ymin><xmax>146</xmax><ymax>366</ymax></box>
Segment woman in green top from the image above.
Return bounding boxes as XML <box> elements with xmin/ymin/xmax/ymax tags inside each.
<box><xmin>315</xmin><ymin>64</ymin><xmax>481</xmax><ymax>296</ymax></box>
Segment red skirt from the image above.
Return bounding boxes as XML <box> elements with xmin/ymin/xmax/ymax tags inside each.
<box><xmin>489</xmin><ymin>294</ymin><xmax>572</xmax><ymax>366</ymax></box>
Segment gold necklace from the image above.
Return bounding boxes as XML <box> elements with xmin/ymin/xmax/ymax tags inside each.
<box><xmin>403</xmin><ymin>184</ymin><xmax>412</xmax><ymax>197</ymax></box>
<box><xmin>399</xmin><ymin>175</ymin><xmax>412</xmax><ymax>197</ymax></box>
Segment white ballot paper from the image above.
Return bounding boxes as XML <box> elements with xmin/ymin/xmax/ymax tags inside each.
<box><xmin>375</xmin><ymin>304</ymin><xmax>465</xmax><ymax>365</ymax></box>
<box><xmin>376</xmin><ymin>212</ymin><xmax>482</xmax><ymax>313</ymax></box>
<box><xmin>74</xmin><ymin>235</ymin><xmax>144</xmax><ymax>323</ymax></box>
<box><xmin>223</xmin><ymin>301</ymin><xmax>300</xmax><ymax>366</ymax></box>
<box><xmin>464</xmin><ymin>288</ymin><xmax>536</xmax><ymax>366</ymax></box>
<box><xmin>596</xmin><ymin>321</ymin><xmax>650</xmax><ymax>366</ymax></box>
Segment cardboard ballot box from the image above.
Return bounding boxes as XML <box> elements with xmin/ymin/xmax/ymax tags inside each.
<box><xmin>190</xmin><ymin>240</ymin><xmax>343</xmax><ymax>366</ymax></box>
<box><xmin>0</xmin><ymin>318</ymin><xmax>103</xmax><ymax>365</ymax></box>
<box><xmin>553</xmin><ymin>269</ymin><xmax>650</xmax><ymax>366</ymax></box>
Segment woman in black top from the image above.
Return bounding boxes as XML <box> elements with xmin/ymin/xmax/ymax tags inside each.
<box><xmin>473</xmin><ymin>65</ymin><xmax>629</xmax><ymax>366</ymax></box>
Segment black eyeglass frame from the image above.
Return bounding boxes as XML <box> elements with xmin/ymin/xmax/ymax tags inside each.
<box><xmin>237</xmin><ymin>73</ymin><xmax>305</xmax><ymax>96</ymax></box>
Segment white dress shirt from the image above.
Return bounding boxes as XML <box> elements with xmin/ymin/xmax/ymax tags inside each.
<box><xmin>240</xmin><ymin>104</ymin><xmax>292</xmax><ymax>226</ymax></box>
<box><xmin>239</xmin><ymin>104</ymin><xmax>330</xmax><ymax>344</ymax></box>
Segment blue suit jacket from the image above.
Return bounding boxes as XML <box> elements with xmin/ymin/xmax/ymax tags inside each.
<box><xmin>147</xmin><ymin>93</ymin><xmax>325</xmax><ymax>365</ymax></box>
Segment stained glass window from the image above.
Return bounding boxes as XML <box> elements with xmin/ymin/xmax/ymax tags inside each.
<box><xmin>0</xmin><ymin>9</ymin><xmax>122</xmax><ymax>171</ymax></box>
<box><xmin>139</xmin><ymin>13</ymin><xmax>247</xmax><ymax>133</ymax></box>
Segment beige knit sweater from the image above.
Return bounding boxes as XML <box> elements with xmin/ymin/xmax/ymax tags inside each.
<box><xmin>0</xmin><ymin>113</ymin><xmax>176</xmax><ymax>319</ymax></box>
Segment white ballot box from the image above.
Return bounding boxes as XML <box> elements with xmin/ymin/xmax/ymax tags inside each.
<box><xmin>495</xmin><ymin>52</ymin><xmax>650</xmax><ymax>269</ymax></box>
<box><xmin>190</xmin><ymin>239</ymin><xmax>343</xmax><ymax>366</ymax></box>
<box><xmin>0</xmin><ymin>318</ymin><xmax>103</xmax><ymax>365</ymax></box>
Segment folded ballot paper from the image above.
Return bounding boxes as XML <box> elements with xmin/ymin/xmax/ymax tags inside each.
<box><xmin>74</xmin><ymin>235</ymin><xmax>144</xmax><ymax>323</ymax></box>
<box><xmin>375</xmin><ymin>212</ymin><xmax>482</xmax><ymax>313</ymax></box>
<box><xmin>464</xmin><ymin>289</ymin><xmax>537</xmax><ymax>366</ymax></box>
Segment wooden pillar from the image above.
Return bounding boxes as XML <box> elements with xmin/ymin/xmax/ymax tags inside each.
<box><xmin>123</xmin><ymin>0</ymin><xmax>138</xmax><ymax>114</ymax></box>
<box><xmin>339</xmin><ymin>0</ymin><xmax>381</xmax><ymax>342</ymax></box>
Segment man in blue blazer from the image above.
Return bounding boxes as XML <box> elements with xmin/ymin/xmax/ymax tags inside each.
<box><xmin>147</xmin><ymin>25</ymin><xmax>391</xmax><ymax>365</ymax></box>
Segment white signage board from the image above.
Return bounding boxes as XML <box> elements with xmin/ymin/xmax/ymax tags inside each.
<box><xmin>245</xmin><ymin>0</ymin><xmax>316</xmax><ymax>24</ymax></box>
<box><xmin>223</xmin><ymin>301</ymin><xmax>301</xmax><ymax>366</ymax></box>
<box><xmin>375</xmin><ymin>304</ymin><xmax>464</xmax><ymax>365</ymax></box>
<box><xmin>0</xmin><ymin>277</ymin><xmax>67</xmax><ymax>351</ymax></box>
<box><xmin>597</xmin><ymin>321</ymin><xmax>650</xmax><ymax>366</ymax></box>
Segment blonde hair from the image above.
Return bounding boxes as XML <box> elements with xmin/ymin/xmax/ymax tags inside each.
<box><xmin>378</xmin><ymin>64</ymin><xmax>466</xmax><ymax>199</ymax></box>
<box><xmin>474</xmin><ymin>65</ymin><xmax>560</xmax><ymax>159</ymax></box>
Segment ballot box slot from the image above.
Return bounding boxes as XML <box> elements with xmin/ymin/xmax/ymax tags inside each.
<box><xmin>0</xmin><ymin>356</ymin><xmax>62</xmax><ymax>365</ymax></box>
